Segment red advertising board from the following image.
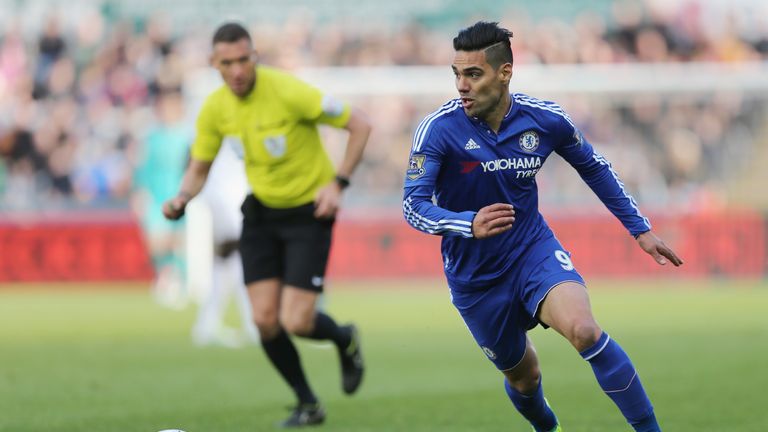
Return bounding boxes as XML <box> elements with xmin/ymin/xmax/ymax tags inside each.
<box><xmin>0</xmin><ymin>210</ymin><xmax>764</xmax><ymax>283</ymax></box>
<box><xmin>327</xmin><ymin>211</ymin><xmax>767</xmax><ymax>279</ymax></box>
<box><xmin>0</xmin><ymin>213</ymin><xmax>154</xmax><ymax>282</ymax></box>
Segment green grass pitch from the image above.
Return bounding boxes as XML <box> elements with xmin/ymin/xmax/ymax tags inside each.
<box><xmin>1</xmin><ymin>279</ymin><xmax>767</xmax><ymax>431</ymax></box>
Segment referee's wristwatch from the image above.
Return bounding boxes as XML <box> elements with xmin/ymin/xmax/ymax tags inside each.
<box><xmin>335</xmin><ymin>175</ymin><xmax>351</xmax><ymax>190</ymax></box>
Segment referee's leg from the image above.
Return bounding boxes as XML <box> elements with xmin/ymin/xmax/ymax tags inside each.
<box><xmin>282</xmin><ymin>285</ymin><xmax>365</xmax><ymax>396</ymax></box>
<box><xmin>281</xmin><ymin>216</ymin><xmax>365</xmax><ymax>396</ymax></box>
<box><xmin>248</xmin><ymin>279</ymin><xmax>320</xmax><ymax>407</ymax></box>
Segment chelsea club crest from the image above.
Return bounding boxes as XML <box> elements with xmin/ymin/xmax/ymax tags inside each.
<box><xmin>519</xmin><ymin>130</ymin><xmax>539</xmax><ymax>152</ymax></box>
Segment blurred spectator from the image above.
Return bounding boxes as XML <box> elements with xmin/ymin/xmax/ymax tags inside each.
<box><xmin>33</xmin><ymin>15</ymin><xmax>66</xmax><ymax>99</ymax></box>
<box><xmin>0</xmin><ymin>0</ymin><xmax>767</xmax><ymax>214</ymax></box>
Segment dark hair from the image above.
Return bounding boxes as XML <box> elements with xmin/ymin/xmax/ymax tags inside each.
<box><xmin>453</xmin><ymin>21</ymin><xmax>513</xmax><ymax>69</ymax></box>
<box><xmin>212</xmin><ymin>22</ymin><xmax>251</xmax><ymax>46</ymax></box>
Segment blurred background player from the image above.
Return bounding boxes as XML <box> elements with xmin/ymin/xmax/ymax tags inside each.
<box><xmin>189</xmin><ymin>138</ymin><xmax>258</xmax><ymax>347</ymax></box>
<box><xmin>162</xmin><ymin>22</ymin><xmax>372</xmax><ymax>428</ymax></box>
<box><xmin>132</xmin><ymin>90</ymin><xmax>191</xmax><ymax>308</ymax></box>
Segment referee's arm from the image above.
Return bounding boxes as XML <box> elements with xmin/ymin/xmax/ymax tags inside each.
<box><xmin>313</xmin><ymin>108</ymin><xmax>371</xmax><ymax>219</ymax></box>
<box><xmin>336</xmin><ymin>108</ymin><xmax>371</xmax><ymax>179</ymax></box>
<box><xmin>162</xmin><ymin>158</ymin><xmax>213</xmax><ymax>220</ymax></box>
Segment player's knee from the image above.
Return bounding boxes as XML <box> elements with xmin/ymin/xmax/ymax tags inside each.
<box><xmin>569</xmin><ymin>320</ymin><xmax>602</xmax><ymax>352</ymax></box>
<box><xmin>506</xmin><ymin>366</ymin><xmax>541</xmax><ymax>395</ymax></box>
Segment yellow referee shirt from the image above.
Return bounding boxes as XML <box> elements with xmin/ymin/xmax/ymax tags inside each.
<box><xmin>191</xmin><ymin>66</ymin><xmax>351</xmax><ymax>208</ymax></box>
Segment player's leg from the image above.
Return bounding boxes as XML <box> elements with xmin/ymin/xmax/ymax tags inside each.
<box><xmin>538</xmin><ymin>282</ymin><xmax>659</xmax><ymax>432</ymax></box>
<box><xmin>449</xmin><ymin>281</ymin><xmax>559</xmax><ymax>432</ymax></box>
<box><xmin>228</xmin><ymin>251</ymin><xmax>259</xmax><ymax>343</ymax></box>
<box><xmin>281</xmin><ymin>212</ymin><xmax>363</xmax><ymax>396</ymax></box>
<box><xmin>191</xmin><ymin>253</ymin><xmax>228</xmax><ymax>346</ymax></box>
<box><xmin>193</xmin><ymin>238</ymin><xmax>244</xmax><ymax>346</ymax></box>
<box><xmin>144</xmin><ymin>215</ymin><xmax>186</xmax><ymax>307</ymax></box>
<box><xmin>502</xmin><ymin>337</ymin><xmax>560</xmax><ymax>432</ymax></box>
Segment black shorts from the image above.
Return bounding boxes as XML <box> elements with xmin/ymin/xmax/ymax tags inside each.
<box><xmin>239</xmin><ymin>194</ymin><xmax>334</xmax><ymax>292</ymax></box>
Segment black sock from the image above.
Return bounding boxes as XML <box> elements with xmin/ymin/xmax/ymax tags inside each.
<box><xmin>261</xmin><ymin>329</ymin><xmax>317</xmax><ymax>405</ymax></box>
<box><xmin>305</xmin><ymin>312</ymin><xmax>352</xmax><ymax>350</ymax></box>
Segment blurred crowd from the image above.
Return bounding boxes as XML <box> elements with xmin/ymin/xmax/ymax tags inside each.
<box><xmin>1</xmin><ymin>0</ymin><xmax>767</xmax><ymax>213</ymax></box>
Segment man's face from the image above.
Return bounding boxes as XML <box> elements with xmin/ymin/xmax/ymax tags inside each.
<box><xmin>211</xmin><ymin>38</ymin><xmax>257</xmax><ymax>97</ymax></box>
<box><xmin>452</xmin><ymin>50</ymin><xmax>509</xmax><ymax>120</ymax></box>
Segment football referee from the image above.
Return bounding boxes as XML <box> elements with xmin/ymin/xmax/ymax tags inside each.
<box><xmin>163</xmin><ymin>22</ymin><xmax>371</xmax><ymax>428</ymax></box>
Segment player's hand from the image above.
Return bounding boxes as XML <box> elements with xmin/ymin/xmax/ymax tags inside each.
<box><xmin>314</xmin><ymin>181</ymin><xmax>342</xmax><ymax>219</ymax></box>
<box><xmin>162</xmin><ymin>195</ymin><xmax>188</xmax><ymax>220</ymax></box>
<box><xmin>635</xmin><ymin>231</ymin><xmax>683</xmax><ymax>266</ymax></box>
<box><xmin>472</xmin><ymin>203</ymin><xmax>515</xmax><ymax>239</ymax></box>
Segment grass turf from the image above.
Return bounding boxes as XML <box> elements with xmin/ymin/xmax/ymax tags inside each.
<box><xmin>1</xmin><ymin>279</ymin><xmax>767</xmax><ymax>431</ymax></box>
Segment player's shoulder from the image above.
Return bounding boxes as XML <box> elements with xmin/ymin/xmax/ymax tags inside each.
<box><xmin>419</xmin><ymin>98</ymin><xmax>464</xmax><ymax>124</ymax></box>
<box><xmin>512</xmin><ymin>92</ymin><xmax>575</xmax><ymax>128</ymax></box>
<box><xmin>412</xmin><ymin>98</ymin><xmax>463</xmax><ymax>150</ymax></box>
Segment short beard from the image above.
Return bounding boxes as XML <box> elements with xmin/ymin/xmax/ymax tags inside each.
<box><xmin>473</xmin><ymin>90</ymin><xmax>505</xmax><ymax>121</ymax></box>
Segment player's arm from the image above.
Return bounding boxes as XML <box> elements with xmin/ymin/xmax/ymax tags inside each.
<box><xmin>556</xmin><ymin>121</ymin><xmax>682</xmax><ymax>266</ymax></box>
<box><xmin>162</xmin><ymin>158</ymin><xmax>213</xmax><ymax>220</ymax></box>
<box><xmin>635</xmin><ymin>230</ymin><xmax>683</xmax><ymax>266</ymax></box>
<box><xmin>402</xmin><ymin>124</ymin><xmax>473</xmax><ymax>237</ymax></box>
<box><xmin>403</xmin><ymin>185</ymin><xmax>474</xmax><ymax>238</ymax></box>
<box><xmin>402</xmin><ymin>124</ymin><xmax>513</xmax><ymax>239</ymax></box>
<box><xmin>404</xmin><ymin>184</ymin><xmax>514</xmax><ymax>239</ymax></box>
<box><xmin>314</xmin><ymin>107</ymin><xmax>372</xmax><ymax>218</ymax></box>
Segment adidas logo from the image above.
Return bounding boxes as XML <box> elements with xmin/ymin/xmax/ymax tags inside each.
<box><xmin>465</xmin><ymin>138</ymin><xmax>481</xmax><ymax>150</ymax></box>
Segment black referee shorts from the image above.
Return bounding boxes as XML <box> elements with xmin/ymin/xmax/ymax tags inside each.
<box><xmin>239</xmin><ymin>194</ymin><xmax>334</xmax><ymax>292</ymax></box>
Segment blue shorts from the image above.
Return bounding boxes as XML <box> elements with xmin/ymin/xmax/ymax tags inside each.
<box><xmin>449</xmin><ymin>235</ymin><xmax>585</xmax><ymax>370</ymax></box>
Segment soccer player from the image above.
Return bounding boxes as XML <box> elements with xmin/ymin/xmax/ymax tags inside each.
<box><xmin>133</xmin><ymin>91</ymin><xmax>191</xmax><ymax>307</ymax></box>
<box><xmin>162</xmin><ymin>22</ymin><xmax>371</xmax><ymax>428</ymax></box>
<box><xmin>190</xmin><ymin>139</ymin><xmax>258</xmax><ymax>348</ymax></box>
<box><xmin>403</xmin><ymin>21</ymin><xmax>682</xmax><ymax>432</ymax></box>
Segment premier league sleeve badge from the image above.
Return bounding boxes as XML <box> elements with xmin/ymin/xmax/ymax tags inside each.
<box><xmin>407</xmin><ymin>154</ymin><xmax>427</xmax><ymax>180</ymax></box>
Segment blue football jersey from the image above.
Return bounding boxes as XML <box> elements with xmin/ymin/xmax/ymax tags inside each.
<box><xmin>403</xmin><ymin>93</ymin><xmax>651</xmax><ymax>287</ymax></box>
